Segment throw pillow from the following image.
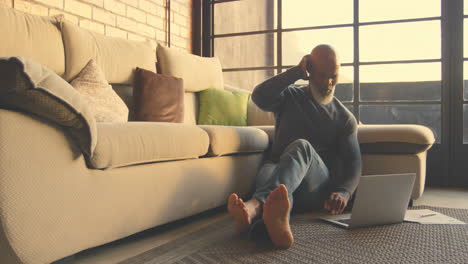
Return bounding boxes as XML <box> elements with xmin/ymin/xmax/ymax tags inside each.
<box><xmin>71</xmin><ymin>59</ymin><xmax>129</xmax><ymax>123</ymax></box>
<box><xmin>0</xmin><ymin>56</ymin><xmax>97</xmax><ymax>156</ymax></box>
<box><xmin>197</xmin><ymin>88</ymin><xmax>251</xmax><ymax>126</ymax></box>
<box><xmin>132</xmin><ymin>67</ymin><xmax>184</xmax><ymax>123</ymax></box>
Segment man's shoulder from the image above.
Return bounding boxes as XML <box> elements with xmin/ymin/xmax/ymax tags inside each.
<box><xmin>273</xmin><ymin>85</ymin><xmax>307</xmax><ymax>101</ymax></box>
<box><xmin>331</xmin><ymin>97</ymin><xmax>358</xmax><ymax>130</ymax></box>
<box><xmin>287</xmin><ymin>84</ymin><xmax>308</xmax><ymax>93</ymax></box>
<box><xmin>332</xmin><ymin>97</ymin><xmax>353</xmax><ymax>116</ymax></box>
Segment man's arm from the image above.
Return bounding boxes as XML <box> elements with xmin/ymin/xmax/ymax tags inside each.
<box><xmin>334</xmin><ymin>131</ymin><xmax>362</xmax><ymax>199</ymax></box>
<box><xmin>251</xmin><ymin>56</ymin><xmax>310</xmax><ymax>112</ymax></box>
<box><xmin>324</xmin><ymin>130</ymin><xmax>362</xmax><ymax>214</ymax></box>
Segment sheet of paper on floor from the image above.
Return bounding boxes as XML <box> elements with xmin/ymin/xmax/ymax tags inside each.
<box><xmin>404</xmin><ymin>209</ymin><xmax>466</xmax><ymax>224</ymax></box>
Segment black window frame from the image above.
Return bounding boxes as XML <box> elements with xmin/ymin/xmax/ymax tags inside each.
<box><xmin>192</xmin><ymin>0</ymin><xmax>467</xmax><ymax>188</ymax></box>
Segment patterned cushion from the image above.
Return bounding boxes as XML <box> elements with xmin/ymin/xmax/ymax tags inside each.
<box><xmin>71</xmin><ymin>59</ymin><xmax>129</xmax><ymax>123</ymax></box>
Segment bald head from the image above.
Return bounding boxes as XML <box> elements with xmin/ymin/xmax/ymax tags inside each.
<box><xmin>308</xmin><ymin>44</ymin><xmax>340</xmax><ymax>97</ymax></box>
<box><xmin>310</xmin><ymin>44</ymin><xmax>339</xmax><ymax>72</ymax></box>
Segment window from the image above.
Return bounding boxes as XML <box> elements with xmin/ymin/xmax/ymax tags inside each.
<box><xmin>209</xmin><ymin>0</ymin><xmax>441</xmax><ymax>142</ymax></box>
<box><xmin>202</xmin><ymin>0</ymin><xmax>467</xmax><ymax>187</ymax></box>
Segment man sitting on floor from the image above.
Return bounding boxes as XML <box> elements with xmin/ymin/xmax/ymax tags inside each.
<box><xmin>227</xmin><ymin>44</ymin><xmax>362</xmax><ymax>248</ymax></box>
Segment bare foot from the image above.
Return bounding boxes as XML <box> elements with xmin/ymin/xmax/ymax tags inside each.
<box><xmin>227</xmin><ymin>193</ymin><xmax>251</xmax><ymax>233</ymax></box>
<box><xmin>263</xmin><ymin>184</ymin><xmax>294</xmax><ymax>249</ymax></box>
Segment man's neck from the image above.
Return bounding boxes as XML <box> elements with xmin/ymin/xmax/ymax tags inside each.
<box><xmin>308</xmin><ymin>83</ymin><xmax>334</xmax><ymax>105</ymax></box>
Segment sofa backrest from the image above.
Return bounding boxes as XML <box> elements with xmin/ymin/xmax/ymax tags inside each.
<box><xmin>0</xmin><ymin>7</ymin><xmax>65</xmax><ymax>75</ymax></box>
<box><xmin>156</xmin><ymin>44</ymin><xmax>224</xmax><ymax>93</ymax></box>
<box><xmin>0</xmin><ymin>6</ymin><xmax>272</xmax><ymax>126</ymax></box>
<box><xmin>60</xmin><ymin>20</ymin><xmax>156</xmax><ymax>84</ymax></box>
<box><xmin>0</xmin><ymin>7</ymin><xmax>158</xmax><ymax>121</ymax></box>
<box><xmin>183</xmin><ymin>92</ymin><xmax>200</xmax><ymax>125</ymax></box>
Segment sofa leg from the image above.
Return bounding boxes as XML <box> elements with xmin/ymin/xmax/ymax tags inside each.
<box><xmin>408</xmin><ymin>199</ymin><xmax>414</xmax><ymax>208</ymax></box>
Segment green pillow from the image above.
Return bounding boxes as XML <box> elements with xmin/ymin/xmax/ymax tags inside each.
<box><xmin>198</xmin><ymin>88</ymin><xmax>251</xmax><ymax>126</ymax></box>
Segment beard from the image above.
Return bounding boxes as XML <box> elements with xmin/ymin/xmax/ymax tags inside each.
<box><xmin>308</xmin><ymin>83</ymin><xmax>335</xmax><ymax>104</ymax></box>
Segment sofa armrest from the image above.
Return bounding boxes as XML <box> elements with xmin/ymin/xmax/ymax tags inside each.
<box><xmin>247</xmin><ymin>99</ymin><xmax>275</xmax><ymax>126</ymax></box>
<box><xmin>249</xmin><ymin>125</ymin><xmax>275</xmax><ymax>143</ymax></box>
<box><xmin>358</xmin><ymin>124</ymin><xmax>435</xmax><ymax>154</ymax></box>
<box><xmin>249</xmin><ymin>124</ymin><xmax>435</xmax><ymax>155</ymax></box>
<box><xmin>0</xmin><ymin>109</ymin><xmax>92</xmax><ymax>263</ymax></box>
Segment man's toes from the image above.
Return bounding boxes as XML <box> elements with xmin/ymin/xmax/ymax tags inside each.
<box><xmin>242</xmin><ymin>207</ymin><xmax>248</xmax><ymax>216</ymax></box>
<box><xmin>278</xmin><ymin>184</ymin><xmax>287</xmax><ymax>193</ymax></box>
<box><xmin>229</xmin><ymin>193</ymin><xmax>238</xmax><ymax>204</ymax></box>
<box><xmin>268</xmin><ymin>184</ymin><xmax>288</xmax><ymax>201</ymax></box>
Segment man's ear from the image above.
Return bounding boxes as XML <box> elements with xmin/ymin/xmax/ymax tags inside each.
<box><xmin>306</xmin><ymin>59</ymin><xmax>313</xmax><ymax>74</ymax></box>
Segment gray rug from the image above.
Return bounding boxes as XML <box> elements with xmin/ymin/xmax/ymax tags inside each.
<box><xmin>118</xmin><ymin>206</ymin><xmax>468</xmax><ymax>264</ymax></box>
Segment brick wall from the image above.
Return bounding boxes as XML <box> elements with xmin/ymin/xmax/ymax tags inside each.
<box><xmin>0</xmin><ymin>0</ymin><xmax>192</xmax><ymax>52</ymax></box>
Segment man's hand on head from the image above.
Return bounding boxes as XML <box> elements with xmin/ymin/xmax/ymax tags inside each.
<box><xmin>298</xmin><ymin>55</ymin><xmax>313</xmax><ymax>81</ymax></box>
<box><xmin>324</xmin><ymin>192</ymin><xmax>347</xmax><ymax>215</ymax></box>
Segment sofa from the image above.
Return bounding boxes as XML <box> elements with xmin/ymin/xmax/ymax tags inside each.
<box><xmin>0</xmin><ymin>7</ymin><xmax>435</xmax><ymax>264</ymax></box>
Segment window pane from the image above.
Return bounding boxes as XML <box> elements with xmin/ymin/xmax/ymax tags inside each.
<box><xmin>464</xmin><ymin>105</ymin><xmax>468</xmax><ymax>143</ymax></box>
<box><xmin>360</xmin><ymin>21</ymin><xmax>441</xmax><ymax>62</ymax></box>
<box><xmin>360</xmin><ymin>62</ymin><xmax>441</xmax><ymax>81</ymax></box>
<box><xmin>336</xmin><ymin>66</ymin><xmax>354</xmax><ymax>102</ymax></box>
<box><xmin>214</xmin><ymin>0</ymin><xmax>276</xmax><ymax>34</ymax></box>
<box><xmin>360</xmin><ymin>0</ymin><xmax>440</xmax><ymax>22</ymax></box>
<box><xmin>223</xmin><ymin>70</ymin><xmax>276</xmax><ymax>92</ymax></box>
<box><xmin>360</xmin><ymin>105</ymin><xmax>441</xmax><ymax>143</ymax></box>
<box><xmin>293</xmin><ymin>66</ymin><xmax>354</xmax><ymax>102</ymax></box>
<box><xmin>464</xmin><ymin>20</ymin><xmax>468</xmax><ymax>58</ymax></box>
<box><xmin>214</xmin><ymin>33</ymin><xmax>276</xmax><ymax>69</ymax></box>
<box><xmin>464</xmin><ymin>62</ymin><xmax>468</xmax><ymax>100</ymax></box>
<box><xmin>282</xmin><ymin>27</ymin><xmax>353</xmax><ymax>66</ymax></box>
<box><xmin>283</xmin><ymin>0</ymin><xmax>353</xmax><ymax>29</ymax></box>
<box><xmin>360</xmin><ymin>63</ymin><xmax>441</xmax><ymax>102</ymax></box>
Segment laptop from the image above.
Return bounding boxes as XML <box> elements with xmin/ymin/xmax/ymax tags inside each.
<box><xmin>320</xmin><ymin>173</ymin><xmax>416</xmax><ymax>229</ymax></box>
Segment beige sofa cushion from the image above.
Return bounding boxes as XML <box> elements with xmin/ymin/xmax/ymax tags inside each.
<box><xmin>156</xmin><ymin>44</ymin><xmax>224</xmax><ymax>92</ymax></box>
<box><xmin>0</xmin><ymin>7</ymin><xmax>65</xmax><ymax>75</ymax></box>
<box><xmin>199</xmin><ymin>125</ymin><xmax>269</xmax><ymax>156</ymax></box>
<box><xmin>358</xmin><ymin>124</ymin><xmax>435</xmax><ymax>154</ymax></box>
<box><xmin>60</xmin><ymin>20</ymin><xmax>156</xmax><ymax>84</ymax></box>
<box><xmin>0</xmin><ymin>56</ymin><xmax>97</xmax><ymax>157</ymax></box>
<box><xmin>90</xmin><ymin>122</ymin><xmax>210</xmax><ymax>169</ymax></box>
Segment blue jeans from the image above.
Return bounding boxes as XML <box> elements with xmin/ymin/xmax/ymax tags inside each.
<box><xmin>249</xmin><ymin>139</ymin><xmax>330</xmax><ymax>241</ymax></box>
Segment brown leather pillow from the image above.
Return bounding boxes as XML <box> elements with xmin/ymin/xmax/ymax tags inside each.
<box><xmin>132</xmin><ymin>67</ymin><xmax>184</xmax><ymax>123</ymax></box>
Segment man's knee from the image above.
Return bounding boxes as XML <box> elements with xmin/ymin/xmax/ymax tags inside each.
<box><xmin>287</xmin><ymin>139</ymin><xmax>315</xmax><ymax>157</ymax></box>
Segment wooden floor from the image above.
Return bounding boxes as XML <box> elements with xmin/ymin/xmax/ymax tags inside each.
<box><xmin>54</xmin><ymin>187</ymin><xmax>468</xmax><ymax>264</ymax></box>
